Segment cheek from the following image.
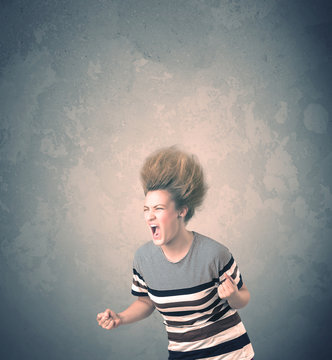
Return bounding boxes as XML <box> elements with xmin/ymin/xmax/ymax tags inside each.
<box><xmin>159</xmin><ymin>213</ymin><xmax>178</xmax><ymax>228</ymax></box>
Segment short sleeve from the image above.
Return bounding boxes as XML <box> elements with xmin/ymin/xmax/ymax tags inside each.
<box><xmin>218</xmin><ymin>249</ymin><xmax>243</xmax><ymax>290</ymax></box>
<box><xmin>131</xmin><ymin>253</ymin><xmax>149</xmax><ymax>297</ymax></box>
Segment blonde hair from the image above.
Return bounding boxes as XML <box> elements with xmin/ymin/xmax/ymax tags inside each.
<box><xmin>140</xmin><ymin>146</ymin><xmax>208</xmax><ymax>222</ymax></box>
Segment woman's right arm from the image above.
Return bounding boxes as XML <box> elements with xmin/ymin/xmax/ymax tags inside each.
<box><xmin>96</xmin><ymin>296</ymin><xmax>155</xmax><ymax>330</ymax></box>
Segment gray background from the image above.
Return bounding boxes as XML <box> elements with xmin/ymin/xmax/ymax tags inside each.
<box><xmin>1</xmin><ymin>0</ymin><xmax>331</xmax><ymax>359</ymax></box>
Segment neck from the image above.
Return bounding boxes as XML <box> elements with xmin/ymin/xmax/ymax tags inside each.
<box><xmin>161</xmin><ymin>227</ymin><xmax>194</xmax><ymax>262</ymax></box>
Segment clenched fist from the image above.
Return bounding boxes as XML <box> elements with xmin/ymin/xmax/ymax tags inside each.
<box><xmin>217</xmin><ymin>273</ymin><xmax>238</xmax><ymax>300</ymax></box>
<box><xmin>96</xmin><ymin>309</ymin><xmax>121</xmax><ymax>330</ymax></box>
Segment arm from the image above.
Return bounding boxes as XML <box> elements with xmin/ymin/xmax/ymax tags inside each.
<box><xmin>118</xmin><ymin>296</ymin><xmax>155</xmax><ymax>325</ymax></box>
<box><xmin>97</xmin><ymin>296</ymin><xmax>155</xmax><ymax>330</ymax></box>
<box><xmin>217</xmin><ymin>273</ymin><xmax>250</xmax><ymax>309</ymax></box>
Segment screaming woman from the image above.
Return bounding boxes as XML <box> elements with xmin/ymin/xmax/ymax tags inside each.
<box><xmin>97</xmin><ymin>146</ymin><xmax>254</xmax><ymax>360</ymax></box>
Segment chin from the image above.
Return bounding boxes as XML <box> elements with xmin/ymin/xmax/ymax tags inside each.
<box><xmin>152</xmin><ymin>238</ymin><xmax>164</xmax><ymax>246</ymax></box>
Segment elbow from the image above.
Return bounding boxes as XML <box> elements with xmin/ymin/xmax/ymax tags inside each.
<box><xmin>246</xmin><ymin>289</ymin><xmax>251</xmax><ymax>305</ymax></box>
<box><xmin>240</xmin><ymin>288</ymin><xmax>250</xmax><ymax>309</ymax></box>
<box><xmin>229</xmin><ymin>287</ymin><xmax>250</xmax><ymax>309</ymax></box>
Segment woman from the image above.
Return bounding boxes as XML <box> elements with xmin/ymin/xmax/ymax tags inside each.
<box><xmin>97</xmin><ymin>146</ymin><xmax>254</xmax><ymax>360</ymax></box>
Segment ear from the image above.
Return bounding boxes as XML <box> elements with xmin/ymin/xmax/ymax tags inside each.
<box><xmin>178</xmin><ymin>206</ymin><xmax>188</xmax><ymax>219</ymax></box>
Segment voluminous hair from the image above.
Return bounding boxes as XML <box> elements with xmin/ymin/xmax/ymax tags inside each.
<box><xmin>140</xmin><ymin>146</ymin><xmax>208</xmax><ymax>223</ymax></box>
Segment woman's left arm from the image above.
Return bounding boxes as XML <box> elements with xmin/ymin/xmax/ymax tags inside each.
<box><xmin>217</xmin><ymin>273</ymin><xmax>250</xmax><ymax>309</ymax></box>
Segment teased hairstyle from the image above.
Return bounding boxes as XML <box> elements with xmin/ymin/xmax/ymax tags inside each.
<box><xmin>140</xmin><ymin>146</ymin><xmax>208</xmax><ymax>223</ymax></box>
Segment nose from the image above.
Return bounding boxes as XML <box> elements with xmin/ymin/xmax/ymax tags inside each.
<box><xmin>145</xmin><ymin>210</ymin><xmax>156</xmax><ymax>221</ymax></box>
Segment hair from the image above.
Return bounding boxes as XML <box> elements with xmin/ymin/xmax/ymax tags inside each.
<box><xmin>140</xmin><ymin>146</ymin><xmax>208</xmax><ymax>223</ymax></box>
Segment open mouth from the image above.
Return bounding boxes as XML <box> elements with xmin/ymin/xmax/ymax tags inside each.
<box><xmin>150</xmin><ymin>224</ymin><xmax>160</xmax><ymax>238</ymax></box>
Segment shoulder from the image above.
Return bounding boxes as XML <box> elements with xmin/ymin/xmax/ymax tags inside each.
<box><xmin>133</xmin><ymin>240</ymin><xmax>155</xmax><ymax>263</ymax></box>
<box><xmin>194</xmin><ymin>232</ymin><xmax>232</xmax><ymax>264</ymax></box>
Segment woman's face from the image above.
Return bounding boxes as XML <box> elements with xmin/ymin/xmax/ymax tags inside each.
<box><xmin>144</xmin><ymin>190</ymin><xmax>184</xmax><ymax>247</ymax></box>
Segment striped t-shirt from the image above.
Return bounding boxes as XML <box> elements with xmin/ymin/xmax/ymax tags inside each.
<box><xmin>131</xmin><ymin>232</ymin><xmax>254</xmax><ymax>360</ymax></box>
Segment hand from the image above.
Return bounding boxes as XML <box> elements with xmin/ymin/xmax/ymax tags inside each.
<box><xmin>217</xmin><ymin>273</ymin><xmax>238</xmax><ymax>300</ymax></box>
<box><xmin>96</xmin><ymin>308</ymin><xmax>121</xmax><ymax>330</ymax></box>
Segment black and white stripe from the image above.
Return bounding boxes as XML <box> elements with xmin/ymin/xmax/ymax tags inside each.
<box><xmin>131</xmin><ymin>256</ymin><xmax>254</xmax><ymax>359</ymax></box>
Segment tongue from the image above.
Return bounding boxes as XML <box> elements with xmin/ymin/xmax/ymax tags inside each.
<box><xmin>154</xmin><ymin>227</ymin><xmax>160</xmax><ymax>239</ymax></box>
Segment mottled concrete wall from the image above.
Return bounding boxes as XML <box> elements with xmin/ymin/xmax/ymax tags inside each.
<box><xmin>1</xmin><ymin>1</ymin><xmax>331</xmax><ymax>359</ymax></box>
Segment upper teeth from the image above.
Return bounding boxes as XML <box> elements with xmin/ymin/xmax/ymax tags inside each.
<box><xmin>151</xmin><ymin>225</ymin><xmax>157</xmax><ymax>228</ymax></box>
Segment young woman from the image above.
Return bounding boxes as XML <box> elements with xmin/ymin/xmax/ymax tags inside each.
<box><xmin>97</xmin><ymin>146</ymin><xmax>254</xmax><ymax>360</ymax></box>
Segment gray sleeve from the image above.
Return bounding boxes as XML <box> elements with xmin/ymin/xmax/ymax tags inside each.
<box><xmin>131</xmin><ymin>251</ymin><xmax>149</xmax><ymax>297</ymax></box>
<box><xmin>217</xmin><ymin>246</ymin><xmax>243</xmax><ymax>290</ymax></box>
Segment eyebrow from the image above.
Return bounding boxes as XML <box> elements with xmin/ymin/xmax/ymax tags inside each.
<box><xmin>143</xmin><ymin>204</ymin><xmax>167</xmax><ymax>209</ymax></box>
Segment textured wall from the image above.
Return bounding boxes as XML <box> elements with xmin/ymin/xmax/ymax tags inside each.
<box><xmin>1</xmin><ymin>1</ymin><xmax>331</xmax><ymax>359</ymax></box>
